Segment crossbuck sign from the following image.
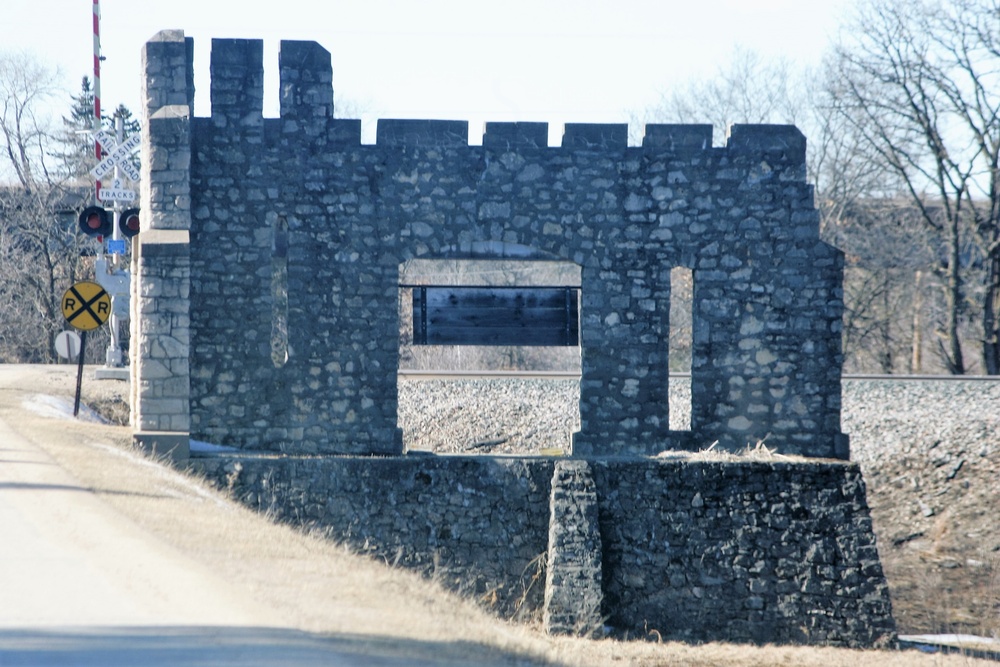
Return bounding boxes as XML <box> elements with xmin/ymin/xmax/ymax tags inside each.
<box><xmin>90</xmin><ymin>130</ymin><xmax>141</xmax><ymax>182</ymax></box>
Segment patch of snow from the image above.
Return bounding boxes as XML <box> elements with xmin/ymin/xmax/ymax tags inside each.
<box><xmin>22</xmin><ymin>394</ymin><xmax>106</xmax><ymax>424</ymax></box>
<box><xmin>87</xmin><ymin>440</ymin><xmax>232</xmax><ymax>509</ymax></box>
<box><xmin>190</xmin><ymin>440</ymin><xmax>241</xmax><ymax>454</ymax></box>
<box><xmin>899</xmin><ymin>634</ymin><xmax>1000</xmax><ymax>652</ymax></box>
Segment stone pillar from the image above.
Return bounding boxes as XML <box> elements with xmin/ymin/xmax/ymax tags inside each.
<box><xmin>573</xmin><ymin>263</ymin><xmax>671</xmax><ymax>456</ymax></box>
<box><xmin>132</xmin><ymin>30</ymin><xmax>193</xmax><ymax>459</ymax></box>
<box><xmin>544</xmin><ymin>460</ymin><xmax>604</xmax><ymax>637</ymax></box>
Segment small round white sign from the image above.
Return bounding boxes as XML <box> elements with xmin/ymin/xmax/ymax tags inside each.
<box><xmin>55</xmin><ymin>330</ymin><xmax>83</xmax><ymax>360</ymax></box>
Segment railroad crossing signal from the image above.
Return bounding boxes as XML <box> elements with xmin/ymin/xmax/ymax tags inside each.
<box><xmin>62</xmin><ymin>281</ymin><xmax>111</xmax><ymax>331</ymax></box>
<box><xmin>118</xmin><ymin>208</ymin><xmax>140</xmax><ymax>238</ymax></box>
<box><xmin>78</xmin><ymin>206</ymin><xmax>112</xmax><ymax>237</ymax></box>
<box><xmin>78</xmin><ymin>205</ymin><xmax>141</xmax><ymax>240</ymax></box>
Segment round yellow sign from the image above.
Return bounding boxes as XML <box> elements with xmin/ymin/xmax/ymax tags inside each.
<box><xmin>62</xmin><ymin>281</ymin><xmax>111</xmax><ymax>331</ymax></box>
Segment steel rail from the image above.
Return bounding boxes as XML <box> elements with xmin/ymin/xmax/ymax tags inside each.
<box><xmin>398</xmin><ymin>370</ymin><xmax>1000</xmax><ymax>381</ymax></box>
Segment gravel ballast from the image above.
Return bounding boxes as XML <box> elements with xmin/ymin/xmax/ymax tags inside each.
<box><xmin>399</xmin><ymin>377</ymin><xmax>1000</xmax><ymax>462</ymax></box>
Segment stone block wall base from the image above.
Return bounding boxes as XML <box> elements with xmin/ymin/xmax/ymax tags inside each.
<box><xmin>190</xmin><ymin>454</ymin><xmax>896</xmax><ymax>647</ymax></box>
<box><xmin>133</xmin><ymin>431</ymin><xmax>190</xmax><ymax>462</ymax></box>
<box><xmin>571</xmin><ymin>430</ymin><xmax>697</xmax><ymax>457</ymax></box>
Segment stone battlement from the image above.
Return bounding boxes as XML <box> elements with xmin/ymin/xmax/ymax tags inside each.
<box><xmin>144</xmin><ymin>32</ymin><xmax>807</xmax><ymax>162</ymax></box>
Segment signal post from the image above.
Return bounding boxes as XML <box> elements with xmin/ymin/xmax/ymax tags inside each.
<box><xmin>79</xmin><ymin>114</ymin><xmax>141</xmax><ymax>380</ymax></box>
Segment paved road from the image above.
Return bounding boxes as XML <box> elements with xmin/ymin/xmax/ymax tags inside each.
<box><xmin>0</xmin><ymin>410</ymin><xmax>458</xmax><ymax>666</ymax></box>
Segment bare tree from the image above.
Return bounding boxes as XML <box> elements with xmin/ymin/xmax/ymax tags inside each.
<box><xmin>826</xmin><ymin>199</ymin><xmax>945</xmax><ymax>373</ymax></box>
<box><xmin>0</xmin><ymin>186</ymin><xmax>92</xmax><ymax>362</ymax></box>
<box><xmin>635</xmin><ymin>46</ymin><xmax>806</xmax><ymax>146</ymax></box>
<box><xmin>828</xmin><ymin>0</ymin><xmax>1000</xmax><ymax>374</ymax></box>
<box><xmin>0</xmin><ymin>51</ymin><xmax>62</xmax><ymax>188</ymax></box>
<box><xmin>0</xmin><ymin>53</ymin><xmax>105</xmax><ymax>362</ymax></box>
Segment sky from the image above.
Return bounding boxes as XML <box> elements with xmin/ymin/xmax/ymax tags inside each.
<box><xmin>5</xmin><ymin>0</ymin><xmax>855</xmax><ymax>144</ymax></box>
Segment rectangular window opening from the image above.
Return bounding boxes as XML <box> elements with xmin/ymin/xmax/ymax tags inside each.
<box><xmin>669</xmin><ymin>266</ymin><xmax>692</xmax><ymax>431</ymax></box>
<box><xmin>271</xmin><ymin>215</ymin><xmax>289</xmax><ymax>368</ymax></box>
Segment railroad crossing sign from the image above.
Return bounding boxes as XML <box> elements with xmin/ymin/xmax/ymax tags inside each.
<box><xmin>90</xmin><ymin>130</ymin><xmax>141</xmax><ymax>182</ymax></box>
<box><xmin>62</xmin><ymin>281</ymin><xmax>112</xmax><ymax>331</ymax></box>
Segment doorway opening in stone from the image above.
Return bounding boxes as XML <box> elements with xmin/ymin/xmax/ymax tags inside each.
<box><xmin>669</xmin><ymin>266</ymin><xmax>692</xmax><ymax>431</ymax></box>
<box><xmin>397</xmin><ymin>257</ymin><xmax>581</xmax><ymax>456</ymax></box>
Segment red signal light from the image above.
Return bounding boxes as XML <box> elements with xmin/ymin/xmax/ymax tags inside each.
<box><xmin>78</xmin><ymin>206</ymin><xmax>112</xmax><ymax>237</ymax></box>
<box><xmin>118</xmin><ymin>208</ymin><xmax>140</xmax><ymax>238</ymax></box>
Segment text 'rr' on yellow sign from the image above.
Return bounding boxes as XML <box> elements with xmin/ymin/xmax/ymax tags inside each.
<box><xmin>62</xmin><ymin>281</ymin><xmax>111</xmax><ymax>331</ymax></box>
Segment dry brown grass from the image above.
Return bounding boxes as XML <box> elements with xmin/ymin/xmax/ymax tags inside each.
<box><xmin>860</xmin><ymin>444</ymin><xmax>1000</xmax><ymax>640</ymax></box>
<box><xmin>0</xmin><ymin>364</ymin><xmax>993</xmax><ymax>666</ymax></box>
<box><xmin>654</xmin><ymin>439</ymin><xmax>826</xmax><ymax>464</ymax></box>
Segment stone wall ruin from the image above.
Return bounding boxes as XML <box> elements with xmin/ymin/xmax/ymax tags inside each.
<box><xmin>131</xmin><ymin>31</ymin><xmax>893</xmax><ymax>647</ymax></box>
<box><xmin>134</xmin><ymin>32</ymin><xmax>848</xmax><ymax>460</ymax></box>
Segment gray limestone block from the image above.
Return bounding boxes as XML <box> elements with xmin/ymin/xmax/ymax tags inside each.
<box><xmin>642</xmin><ymin>124</ymin><xmax>713</xmax><ymax>151</ymax></box>
<box><xmin>562</xmin><ymin>123</ymin><xmax>628</xmax><ymax>150</ymax></box>
<box><xmin>483</xmin><ymin>122</ymin><xmax>549</xmax><ymax>149</ymax></box>
<box><xmin>377</xmin><ymin>119</ymin><xmax>469</xmax><ymax>147</ymax></box>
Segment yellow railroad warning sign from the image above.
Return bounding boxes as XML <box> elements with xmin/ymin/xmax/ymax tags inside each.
<box><xmin>62</xmin><ymin>281</ymin><xmax>111</xmax><ymax>331</ymax></box>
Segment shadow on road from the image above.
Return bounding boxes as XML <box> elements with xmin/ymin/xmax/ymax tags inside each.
<box><xmin>0</xmin><ymin>625</ymin><xmax>557</xmax><ymax>666</ymax></box>
<box><xmin>0</xmin><ymin>481</ymin><xmax>173</xmax><ymax>499</ymax></box>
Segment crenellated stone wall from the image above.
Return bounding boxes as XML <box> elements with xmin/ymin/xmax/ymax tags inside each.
<box><xmin>135</xmin><ymin>32</ymin><xmax>848</xmax><ymax>460</ymax></box>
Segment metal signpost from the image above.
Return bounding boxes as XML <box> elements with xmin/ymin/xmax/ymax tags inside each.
<box><xmin>89</xmin><ymin>112</ymin><xmax>139</xmax><ymax>379</ymax></box>
<box><xmin>62</xmin><ymin>281</ymin><xmax>112</xmax><ymax>416</ymax></box>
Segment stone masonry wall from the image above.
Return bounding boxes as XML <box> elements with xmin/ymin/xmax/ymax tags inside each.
<box><xmin>137</xmin><ymin>31</ymin><xmax>892</xmax><ymax>649</ymax></box>
<box><xmin>136</xmin><ymin>32</ymin><xmax>848</xmax><ymax>459</ymax></box>
<box><xmin>195</xmin><ymin>455</ymin><xmax>554</xmax><ymax>618</ymax></box>
<box><xmin>192</xmin><ymin>455</ymin><xmax>896</xmax><ymax>648</ymax></box>
<box><xmin>593</xmin><ymin>460</ymin><xmax>895</xmax><ymax>646</ymax></box>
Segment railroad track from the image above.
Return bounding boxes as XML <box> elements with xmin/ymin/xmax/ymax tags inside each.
<box><xmin>398</xmin><ymin>370</ymin><xmax>1000</xmax><ymax>381</ymax></box>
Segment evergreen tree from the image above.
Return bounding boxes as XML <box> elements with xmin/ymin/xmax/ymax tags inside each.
<box><xmin>59</xmin><ymin>79</ymin><xmax>142</xmax><ymax>182</ymax></box>
<box><xmin>59</xmin><ymin>77</ymin><xmax>98</xmax><ymax>181</ymax></box>
<box><xmin>112</xmin><ymin>103</ymin><xmax>141</xmax><ymax>137</ymax></box>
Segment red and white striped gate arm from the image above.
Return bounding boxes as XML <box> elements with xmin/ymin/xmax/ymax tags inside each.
<box><xmin>93</xmin><ymin>0</ymin><xmax>102</xmax><ymax>202</ymax></box>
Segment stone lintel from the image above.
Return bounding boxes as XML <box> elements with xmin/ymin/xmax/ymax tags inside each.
<box><xmin>140</xmin><ymin>229</ymin><xmax>190</xmax><ymax>253</ymax></box>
